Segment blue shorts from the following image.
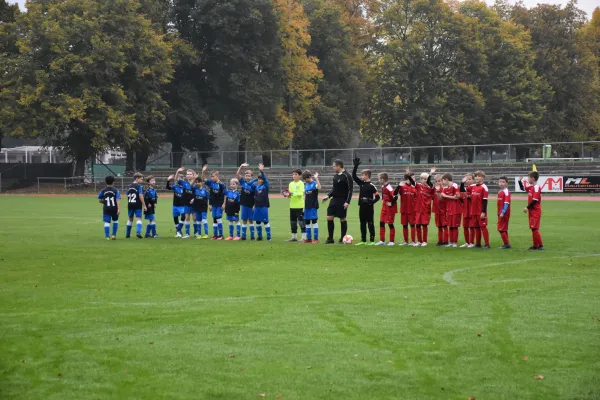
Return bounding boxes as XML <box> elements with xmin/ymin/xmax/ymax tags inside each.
<box><xmin>211</xmin><ymin>206</ymin><xmax>223</xmax><ymax>219</ymax></box>
<box><xmin>304</xmin><ymin>208</ymin><xmax>318</xmax><ymax>221</ymax></box>
<box><xmin>172</xmin><ymin>206</ymin><xmax>185</xmax><ymax>217</ymax></box>
<box><xmin>103</xmin><ymin>214</ymin><xmax>119</xmax><ymax>223</ymax></box>
<box><xmin>144</xmin><ymin>214</ymin><xmax>155</xmax><ymax>221</ymax></box>
<box><xmin>184</xmin><ymin>205</ymin><xmax>194</xmax><ymax>215</ymax></box>
<box><xmin>241</xmin><ymin>205</ymin><xmax>254</xmax><ymax>221</ymax></box>
<box><xmin>128</xmin><ymin>208</ymin><xmax>142</xmax><ymax>219</ymax></box>
<box><xmin>253</xmin><ymin>207</ymin><xmax>269</xmax><ymax>223</ymax></box>
<box><xmin>226</xmin><ymin>215</ymin><xmax>239</xmax><ymax>222</ymax></box>
<box><xmin>195</xmin><ymin>211</ymin><xmax>207</xmax><ymax>221</ymax></box>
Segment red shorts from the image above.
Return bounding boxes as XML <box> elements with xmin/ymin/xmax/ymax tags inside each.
<box><xmin>469</xmin><ymin>214</ymin><xmax>488</xmax><ymax>228</ymax></box>
<box><xmin>401</xmin><ymin>213</ymin><xmax>415</xmax><ymax>226</ymax></box>
<box><xmin>463</xmin><ymin>215</ymin><xmax>470</xmax><ymax>229</ymax></box>
<box><xmin>447</xmin><ymin>214</ymin><xmax>461</xmax><ymax>228</ymax></box>
<box><xmin>416</xmin><ymin>212</ymin><xmax>431</xmax><ymax>226</ymax></box>
<box><xmin>528</xmin><ymin>214</ymin><xmax>541</xmax><ymax>230</ymax></box>
<box><xmin>497</xmin><ymin>215</ymin><xmax>510</xmax><ymax>232</ymax></box>
<box><xmin>435</xmin><ymin>213</ymin><xmax>446</xmax><ymax>228</ymax></box>
<box><xmin>380</xmin><ymin>210</ymin><xmax>397</xmax><ymax>225</ymax></box>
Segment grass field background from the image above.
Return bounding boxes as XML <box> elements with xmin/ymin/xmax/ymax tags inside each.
<box><xmin>1</xmin><ymin>196</ymin><xmax>599</xmax><ymax>399</ymax></box>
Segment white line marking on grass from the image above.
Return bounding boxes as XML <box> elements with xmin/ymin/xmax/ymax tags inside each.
<box><xmin>442</xmin><ymin>253</ymin><xmax>600</xmax><ymax>285</ymax></box>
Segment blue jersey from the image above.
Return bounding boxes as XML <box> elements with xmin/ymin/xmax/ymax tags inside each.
<box><xmin>179</xmin><ymin>179</ymin><xmax>194</xmax><ymax>205</ymax></box>
<box><xmin>304</xmin><ymin>181</ymin><xmax>319</xmax><ymax>210</ymax></box>
<box><xmin>254</xmin><ymin>172</ymin><xmax>270</xmax><ymax>208</ymax></box>
<box><xmin>127</xmin><ymin>182</ymin><xmax>144</xmax><ymax>210</ymax></box>
<box><xmin>99</xmin><ymin>186</ymin><xmax>120</xmax><ymax>215</ymax></box>
<box><xmin>167</xmin><ymin>180</ymin><xmax>185</xmax><ymax>207</ymax></box>
<box><xmin>144</xmin><ymin>187</ymin><xmax>158</xmax><ymax>215</ymax></box>
<box><xmin>225</xmin><ymin>189</ymin><xmax>241</xmax><ymax>216</ymax></box>
<box><xmin>239</xmin><ymin>178</ymin><xmax>257</xmax><ymax>207</ymax></box>
<box><xmin>205</xmin><ymin>180</ymin><xmax>226</xmax><ymax>206</ymax></box>
<box><xmin>192</xmin><ymin>184</ymin><xmax>209</xmax><ymax>212</ymax></box>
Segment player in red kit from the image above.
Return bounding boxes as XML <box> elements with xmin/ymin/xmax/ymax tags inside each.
<box><xmin>433</xmin><ymin>174</ymin><xmax>448</xmax><ymax>246</ymax></box>
<box><xmin>497</xmin><ymin>176</ymin><xmax>511</xmax><ymax>249</ymax></box>
<box><xmin>468</xmin><ymin>170</ymin><xmax>490</xmax><ymax>248</ymax></box>
<box><xmin>395</xmin><ymin>173</ymin><xmax>417</xmax><ymax>246</ymax></box>
<box><xmin>408</xmin><ymin>168</ymin><xmax>435</xmax><ymax>246</ymax></box>
<box><xmin>459</xmin><ymin>173</ymin><xmax>473</xmax><ymax>247</ymax></box>
<box><xmin>375</xmin><ymin>173</ymin><xmax>398</xmax><ymax>246</ymax></box>
<box><xmin>519</xmin><ymin>171</ymin><xmax>544</xmax><ymax>250</ymax></box>
<box><xmin>441</xmin><ymin>173</ymin><xmax>461</xmax><ymax>247</ymax></box>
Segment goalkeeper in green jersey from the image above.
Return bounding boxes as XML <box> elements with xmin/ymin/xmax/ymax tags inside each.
<box><xmin>285</xmin><ymin>169</ymin><xmax>306</xmax><ymax>242</ymax></box>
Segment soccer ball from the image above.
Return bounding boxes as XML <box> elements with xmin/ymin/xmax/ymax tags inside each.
<box><xmin>342</xmin><ymin>235</ymin><xmax>354</xmax><ymax>244</ymax></box>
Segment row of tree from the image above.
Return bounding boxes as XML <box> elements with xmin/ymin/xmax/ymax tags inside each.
<box><xmin>0</xmin><ymin>0</ymin><xmax>598</xmax><ymax>171</ymax></box>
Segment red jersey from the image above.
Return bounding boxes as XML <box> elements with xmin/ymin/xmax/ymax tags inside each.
<box><xmin>381</xmin><ymin>183</ymin><xmax>398</xmax><ymax>213</ymax></box>
<box><xmin>469</xmin><ymin>184</ymin><xmax>489</xmax><ymax>216</ymax></box>
<box><xmin>461</xmin><ymin>188</ymin><xmax>470</xmax><ymax>217</ymax></box>
<box><xmin>398</xmin><ymin>184</ymin><xmax>416</xmax><ymax>214</ymax></box>
<box><xmin>497</xmin><ymin>188</ymin><xmax>511</xmax><ymax>218</ymax></box>
<box><xmin>415</xmin><ymin>182</ymin><xmax>434</xmax><ymax>214</ymax></box>
<box><xmin>433</xmin><ymin>186</ymin><xmax>441</xmax><ymax>214</ymax></box>
<box><xmin>523</xmin><ymin>182</ymin><xmax>542</xmax><ymax>212</ymax></box>
<box><xmin>442</xmin><ymin>183</ymin><xmax>461</xmax><ymax>215</ymax></box>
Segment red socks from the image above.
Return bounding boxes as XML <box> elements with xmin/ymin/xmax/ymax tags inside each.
<box><xmin>475</xmin><ymin>228</ymin><xmax>482</xmax><ymax>246</ymax></box>
<box><xmin>532</xmin><ymin>229</ymin><xmax>543</xmax><ymax>247</ymax></box>
<box><xmin>410</xmin><ymin>226</ymin><xmax>416</xmax><ymax>243</ymax></box>
<box><xmin>403</xmin><ymin>227</ymin><xmax>409</xmax><ymax>243</ymax></box>
<box><xmin>422</xmin><ymin>226</ymin><xmax>428</xmax><ymax>243</ymax></box>
<box><xmin>464</xmin><ymin>227</ymin><xmax>470</xmax><ymax>244</ymax></box>
<box><xmin>443</xmin><ymin>227</ymin><xmax>449</xmax><ymax>244</ymax></box>
<box><xmin>500</xmin><ymin>231</ymin><xmax>510</xmax><ymax>245</ymax></box>
<box><xmin>416</xmin><ymin>226</ymin><xmax>423</xmax><ymax>243</ymax></box>
<box><xmin>390</xmin><ymin>228</ymin><xmax>396</xmax><ymax>243</ymax></box>
<box><xmin>380</xmin><ymin>226</ymin><xmax>386</xmax><ymax>242</ymax></box>
<box><xmin>481</xmin><ymin>227</ymin><xmax>490</xmax><ymax>246</ymax></box>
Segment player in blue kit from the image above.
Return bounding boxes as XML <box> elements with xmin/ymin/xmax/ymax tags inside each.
<box><xmin>191</xmin><ymin>176</ymin><xmax>210</xmax><ymax>239</ymax></box>
<box><xmin>253</xmin><ymin>163</ymin><xmax>272</xmax><ymax>241</ymax></box>
<box><xmin>126</xmin><ymin>172</ymin><xmax>147</xmax><ymax>239</ymax></box>
<box><xmin>166</xmin><ymin>174</ymin><xmax>185</xmax><ymax>237</ymax></box>
<box><xmin>302</xmin><ymin>170</ymin><xmax>321</xmax><ymax>243</ymax></box>
<box><xmin>174</xmin><ymin>167</ymin><xmax>195</xmax><ymax>238</ymax></box>
<box><xmin>143</xmin><ymin>175</ymin><xmax>159</xmax><ymax>238</ymax></box>
<box><xmin>202</xmin><ymin>164</ymin><xmax>227</xmax><ymax>240</ymax></box>
<box><xmin>98</xmin><ymin>176</ymin><xmax>121</xmax><ymax>240</ymax></box>
<box><xmin>224</xmin><ymin>178</ymin><xmax>241</xmax><ymax>240</ymax></box>
<box><xmin>237</xmin><ymin>163</ymin><xmax>257</xmax><ymax>240</ymax></box>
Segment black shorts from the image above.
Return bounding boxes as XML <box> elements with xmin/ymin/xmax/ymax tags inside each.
<box><xmin>289</xmin><ymin>208</ymin><xmax>304</xmax><ymax>221</ymax></box>
<box><xmin>327</xmin><ymin>201</ymin><xmax>347</xmax><ymax>219</ymax></box>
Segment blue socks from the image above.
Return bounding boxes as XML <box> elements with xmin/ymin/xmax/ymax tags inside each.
<box><xmin>112</xmin><ymin>221</ymin><xmax>118</xmax><ymax>237</ymax></box>
<box><xmin>257</xmin><ymin>225</ymin><xmax>263</xmax><ymax>239</ymax></box>
<box><xmin>104</xmin><ymin>223</ymin><xmax>110</xmax><ymax>238</ymax></box>
<box><xmin>265</xmin><ymin>223</ymin><xmax>271</xmax><ymax>240</ymax></box>
<box><xmin>185</xmin><ymin>221</ymin><xmax>190</xmax><ymax>235</ymax></box>
<box><xmin>229</xmin><ymin>224</ymin><xmax>234</xmax><ymax>238</ymax></box>
<box><xmin>236</xmin><ymin>223</ymin><xmax>241</xmax><ymax>237</ymax></box>
<box><xmin>250</xmin><ymin>224</ymin><xmax>255</xmax><ymax>239</ymax></box>
<box><xmin>136</xmin><ymin>221</ymin><xmax>142</xmax><ymax>235</ymax></box>
<box><xmin>126</xmin><ymin>221</ymin><xmax>132</xmax><ymax>237</ymax></box>
<box><xmin>203</xmin><ymin>220</ymin><xmax>209</xmax><ymax>235</ymax></box>
<box><xmin>218</xmin><ymin>220</ymin><xmax>223</xmax><ymax>237</ymax></box>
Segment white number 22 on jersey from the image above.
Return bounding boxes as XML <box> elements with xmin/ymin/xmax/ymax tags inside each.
<box><xmin>128</xmin><ymin>193</ymin><xmax>137</xmax><ymax>203</ymax></box>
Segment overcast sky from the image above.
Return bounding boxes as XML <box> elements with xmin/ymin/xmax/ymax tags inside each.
<box><xmin>6</xmin><ymin>0</ymin><xmax>598</xmax><ymax>20</ymax></box>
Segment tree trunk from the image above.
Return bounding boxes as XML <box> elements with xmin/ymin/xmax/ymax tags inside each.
<box><xmin>427</xmin><ymin>148</ymin><xmax>435</xmax><ymax>164</ymax></box>
<box><xmin>262</xmin><ymin>153</ymin><xmax>272</xmax><ymax>168</ymax></box>
<box><xmin>170</xmin><ymin>134</ymin><xmax>183</xmax><ymax>168</ymax></box>
<box><xmin>413</xmin><ymin>150</ymin><xmax>421</xmax><ymax>164</ymax></box>
<box><xmin>515</xmin><ymin>147</ymin><xmax>529</xmax><ymax>162</ymax></box>
<box><xmin>136</xmin><ymin>149</ymin><xmax>149</xmax><ymax>172</ymax></box>
<box><xmin>467</xmin><ymin>148</ymin><xmax>474</xmax><ymax>163</ymax></box>
<box><xmin>125</xmin><ymin>149</ymin><xmax>135</xmax><ymax>173</ymax></box>
<box><xmin>74</xmin><ymin>156</ymin><xmax>86</xmax><ymax>180</ymax></box>
<box><xmin>237</xmin><ymin>138</ymin><xmax>247</xmax><ymax>165</ymax></box>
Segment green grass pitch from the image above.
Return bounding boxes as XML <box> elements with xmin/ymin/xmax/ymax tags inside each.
<box><xmin>1</xmin><ymin>196</ymin><xmax>599</xmax><ymax>399</ymax></box>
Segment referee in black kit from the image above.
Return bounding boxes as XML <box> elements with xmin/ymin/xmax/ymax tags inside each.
<box><xmin>322</xmin><ymin>159</ymin><xmax>354</xmax><ymax>244</ymax></box>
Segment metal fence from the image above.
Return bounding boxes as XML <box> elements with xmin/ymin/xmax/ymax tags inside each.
<box><xmin>135</xmin><ymin>141</ymin><xmax>600</xmax><ymax>170</ymax></box>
